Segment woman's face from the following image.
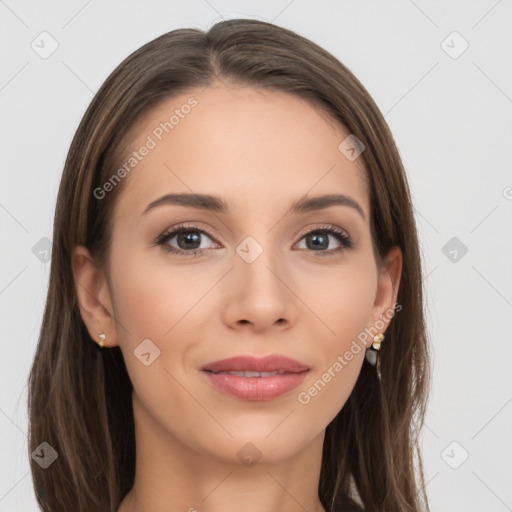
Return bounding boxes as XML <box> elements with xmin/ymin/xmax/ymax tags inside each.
<box><xmin>76</xmin><ymin>82</ymin><xmax>401</xmax><ymax>464</ymax></box>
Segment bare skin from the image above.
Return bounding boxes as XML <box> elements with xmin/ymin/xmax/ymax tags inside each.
<box><xmin>72</xmin><ymin>81</ymin><xmax>402</xmax><ymax>512</ymax></box>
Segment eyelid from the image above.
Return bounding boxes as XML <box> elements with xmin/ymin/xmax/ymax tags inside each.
<box><xmin>295</xmin><ymin>223</ymin><xmax>350</xmax><ymax>241</ymax></box>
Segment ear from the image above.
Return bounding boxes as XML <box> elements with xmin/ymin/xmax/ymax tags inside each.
<box><xmin>71</xmin><ymin>245</ymin><xmax>119</xmax><ymax>348</ymax></box>
<box><xmin>368</xmin><ymin>245</ymin><xmax>403</xmax><ymax>341</ymax></box>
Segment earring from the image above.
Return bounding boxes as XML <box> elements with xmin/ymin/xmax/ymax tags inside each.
<box><xmin>372</xmin><ymin>333</ymin><xmax>385</xmax><ymax>350</ymax></box>
<box><xmin>98</xmin><ymin>333</ymin><xmax>106</xmax><ymax>348</ymax></box>
<box><xmin>364</xmin><ymin>332</ymin><xmax>385</xmax><ymax>367</ymax></box>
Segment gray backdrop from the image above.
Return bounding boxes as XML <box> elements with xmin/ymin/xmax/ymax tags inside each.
<box><xmin>1</xmin><ymin>1</ymin><xmax>511</xmax><ymax>511</ymax></box>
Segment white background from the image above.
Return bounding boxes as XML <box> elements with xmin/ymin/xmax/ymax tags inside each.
<box><xmin>1</xmin><ymin>1</ymin><xmax>511</xmax><ymax>511</ymax></box>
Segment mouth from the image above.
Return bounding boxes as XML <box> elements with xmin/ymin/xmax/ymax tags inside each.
<box><xmin>200</xmin><ymin>354</ymin><xmax>310</xmax><ymax>401</ymax></box>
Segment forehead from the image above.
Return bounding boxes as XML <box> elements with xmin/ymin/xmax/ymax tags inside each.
<box><xmin>112</xmin><ymin>84</ymin><xmax>369</xmax><ymax>223</ymax></box>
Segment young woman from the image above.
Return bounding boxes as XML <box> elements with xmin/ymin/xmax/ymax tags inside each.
<box><xmin>27</xmin><ymin>18</ymin><xmax>431</xmax><ymax>512</ymax></box>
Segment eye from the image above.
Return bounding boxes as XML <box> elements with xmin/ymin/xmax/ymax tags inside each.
<box><xmin>156</xmin><ymin>224</ymin><xmax>220</xmax><ymax>256</ymax></box>
<box><xmin>295</xmin><ymin>225</ymin><xmax>354</xmax><ymax>255</ymax></box>
<box><xmin>155</xmin><ymin>223</ymin><xmax>354</xmax><ymax>257</ymax></box>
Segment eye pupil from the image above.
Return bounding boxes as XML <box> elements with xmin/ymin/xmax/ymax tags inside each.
<box><xmin>307</xmin><ymin>233</ymin><xmax>328</xmax><ymax>250</ymax></box>
<box><xmin>178</xmin><ymin>231</ymin><xmax>201</xmax><ymax>250</ymax></box>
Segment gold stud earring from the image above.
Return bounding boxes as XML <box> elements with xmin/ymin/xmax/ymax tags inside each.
<box><xmin>372</xmin><ymin>333</ymin><xmax>385</xmax><ymax>350</ymax></box>
<box><xmin>364</xmin><ymin>332</ymin><xmax>385</xmax><ymax>369</ymax></box>
<box><xmin>98</xmin><ymin>333</ymin><xmax>106</xmax><ymax>348</ymax></box>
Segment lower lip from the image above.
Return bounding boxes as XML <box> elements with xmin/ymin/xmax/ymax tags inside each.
<box><xmin>201</xmin><ymin>370</ymin><xmax>309</xmax><ymax>401</ymax></box>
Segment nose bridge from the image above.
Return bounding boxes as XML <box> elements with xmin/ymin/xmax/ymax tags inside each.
<box><xmin>234</xmin><ymin>233</ymin><xmax>287</xmax><ymax>298</ymax></box>
<box><xmin>221</xmin><ymin>232</ymin><xmax>296</xmax><ymax>330</ymax></box>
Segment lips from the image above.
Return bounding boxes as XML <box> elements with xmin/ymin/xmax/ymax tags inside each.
<box><xmin>200</xmin><ymin>355</ymin><xmax>310</xmax><ymax>401</ymax></box>
<box><xmin>201</xmin><ymin>354</ymin><xmax>310</xmax><ymax>374</ymax></box>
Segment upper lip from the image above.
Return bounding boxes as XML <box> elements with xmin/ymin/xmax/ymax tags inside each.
<box><xmin>201</xmin><ymin>355</ymin><xmax>310</xmax><ymax>374</ymax></box>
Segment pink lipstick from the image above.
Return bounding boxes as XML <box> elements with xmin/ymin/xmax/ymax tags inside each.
<box><xmin>200</xmin><ymin>355</ymin><xmax>310</xmax><ymax>401</ymax></box>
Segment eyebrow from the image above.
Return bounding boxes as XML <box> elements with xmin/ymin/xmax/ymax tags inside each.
<box><xmin>142</xmin><ymin>193</ymin><xmax>365</xmax><ymax>220</ymax></box>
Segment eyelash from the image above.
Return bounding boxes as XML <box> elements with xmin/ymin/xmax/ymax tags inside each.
<box><xmin>155</xmin><ymin>223</ymin><xmax>354</xmax><ymax>257</ymax></box>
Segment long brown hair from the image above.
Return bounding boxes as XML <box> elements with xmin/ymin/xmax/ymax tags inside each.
<box><xmin>27</xmin><ymin>18</ymin><xmax>431</xmax><ymax>512</ymax></box>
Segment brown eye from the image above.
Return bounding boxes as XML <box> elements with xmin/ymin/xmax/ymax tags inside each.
<box><xmin>295</xmin><ymin>226</ymin><xmax>354</xmax><ymax>255</ymax></box>
<box><xmin>156</xmin><ymin>225</ymin><xmax>220</xmax><ymax>256</ymax></box>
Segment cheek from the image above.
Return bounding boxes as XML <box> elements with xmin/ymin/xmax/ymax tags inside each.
<box><xmin>107</xmin><ymin>249</ymin><xmax>211</xmax><ymax>419</ymax></box>
<box><xmin>292</xmin><ymin>259</ymin><xmax>377</xmax><ymax>424</ymax></box>
<box><xmin>109</xmin><ymin>247</ymin><xmax>213</xmax><ymax>342</ymax></box>
<box><xmin>300</xmin><ymin>257</ymin><xmax>378</xmax><ymax>344</ymax></box>
<box><xmin>108</xmin><ymin>248</ymin><xmax>225</xmax><ymax>400</ymax></box>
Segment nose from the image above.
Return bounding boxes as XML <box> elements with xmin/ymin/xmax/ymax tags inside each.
<box><xmin>221</xmin><ymin>243</ymin><xmax>298</xmax><ymax>334</ymax></box>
